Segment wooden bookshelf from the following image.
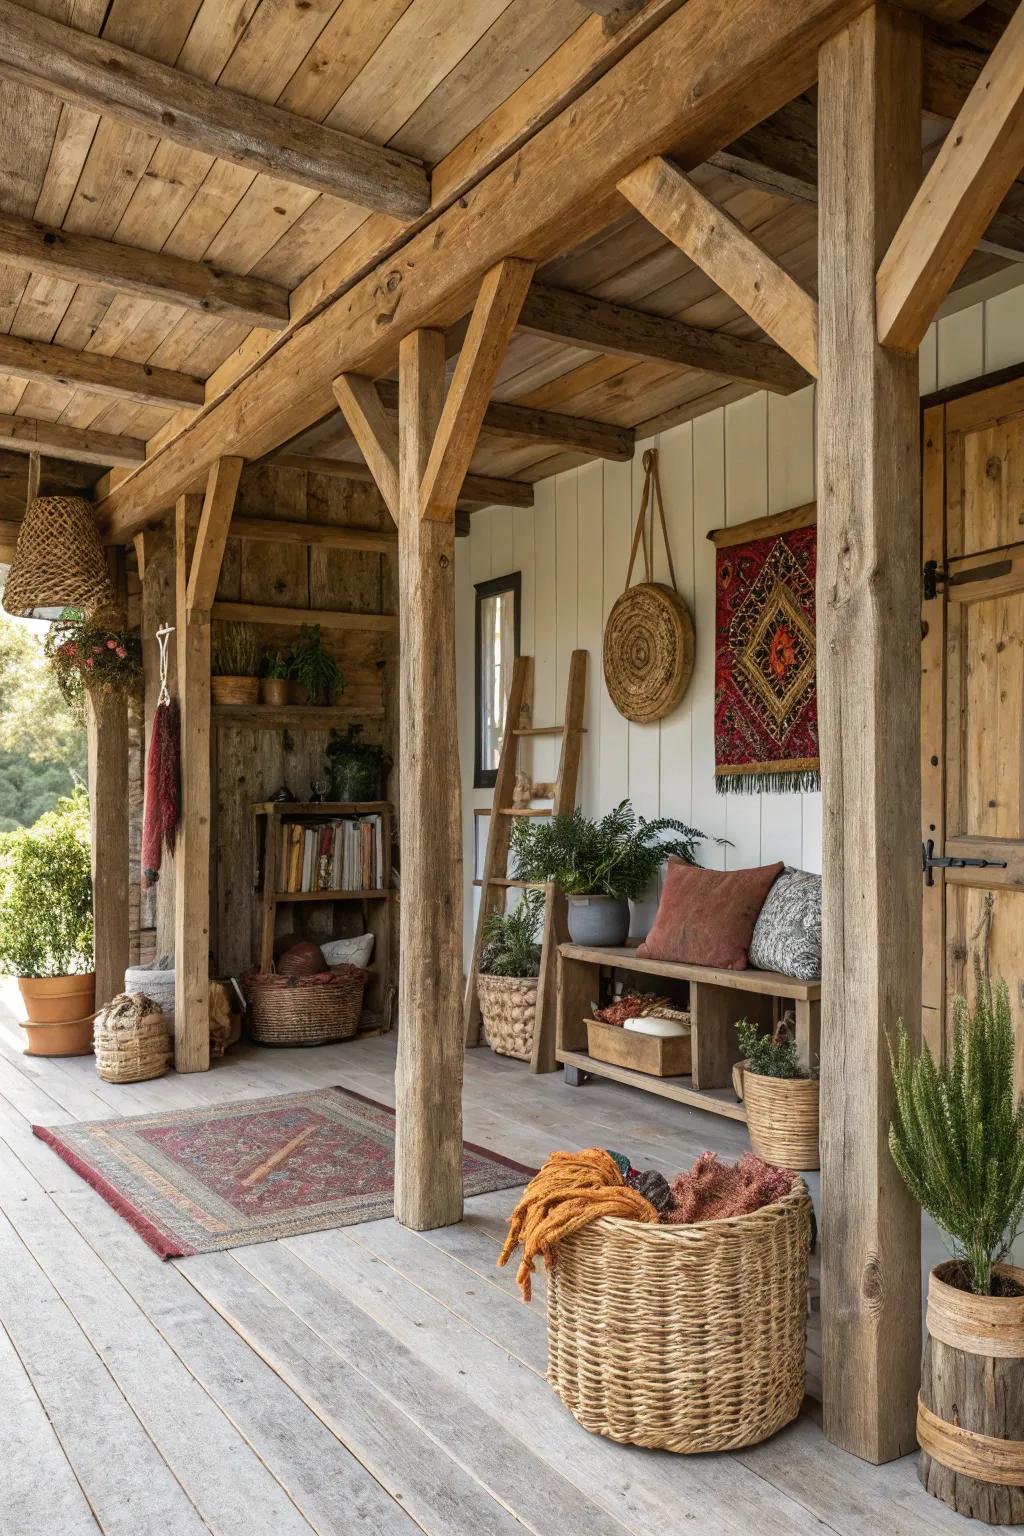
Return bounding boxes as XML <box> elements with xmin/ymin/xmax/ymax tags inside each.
<box><xmin>254</xmin><ymin>801</ymin><xmax>392</xmax><ymax>1018</ymax></box>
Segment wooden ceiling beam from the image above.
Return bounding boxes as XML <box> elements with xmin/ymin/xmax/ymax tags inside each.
<box><xmin>0</xmin><ymin>414</ymin><xmax>144</xmax><ymax>467</ymax></box>
<box><xmin>373</xmin><ymin>378</ymin><xmax>634</xmax><ymax>461</ymax></box>
<box><xmin>0</xmin><ymin>0</ymin><xmax>428</xmax><ymax>222</ymax></box>
<box><xmin>0</xmin><ymin>332</ymin><xmax>204</xmax><ymax>410</ymax></box>
<box><xmin>877</xmin><ymin>2</ymin><xmax>1024</xmax><ymax>352</ymax></box>
<box><xmin>271</xmin><ymin>453</ymin><xmax>534</xmax><ymax>509</ymax></box>
<box><xmin>230</xmin><ymin>517</ymin><xmax>396</xmax><ymax>553</ymax></box>
<box><xmin>0</xmin><ymin>210</ymin><xmax>290</xmax><ymax>331</ymax></box>
<box><xmin>620</xmin><ymin>157</ymin><xmax>819</xmax><ymax>375</ymax></box>
<box><xmin>518</xmin><ymin>282</ymin><xmax>810</xmax><ymax>392</ymax></box>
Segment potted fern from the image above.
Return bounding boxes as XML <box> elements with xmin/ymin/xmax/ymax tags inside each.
<box><xmin>211</xmin><ymin>621</ymin><xmax>260</xmax><ymax>705</ymax></box>
<box><xmin>477</xmin><ymin>891</ymin><xmax>543</xmax><ymax>1060</ymax></box>
<box><xmin>734</xmin><ymin>1017</ymin><xmax>819</xmax><ymax>1170</ymax></box>
<box><xmin>889</xmin><ymin>976</ymin><xmax>1024</xmax><ymax>1523</ymax></box>
<box><xmin>511</xmin><ymin>799</ymin><xmax>711</xmax><ymax>946</ymax></box>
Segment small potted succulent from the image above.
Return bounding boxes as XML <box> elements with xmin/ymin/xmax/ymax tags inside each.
<box><xmin>260</xmin><ymin>647</ymin><xmax>291</xmax><ymax>707</ymax></box>
<box><xmin>211</xmin><ymin>621</ymin><xmax>260</xmax><ymax>705</ymax></box>
<box><xmin>734</xmin><ymin>1017</ymin><xmax>819</xmax><ymax>1170</ymax></box>
<box><xmin>288</xmin><ymin>625</ymin><xmax>344</xmax><ymax>706</ymax></box>
<box><xmin>889</xmin><ymin>976</ymin><xmax>1024</xmax><ymax>1523</ymax></box>
<box><xmin>0</xmin><ymin>789</ymin><xmax>95</xmax><ymax>1055</ymax></box>
<box><xmin>511</xmin><ymin>799</ymin><xmax>712</xmax><ymax>946</ymax></box>
<box><xmin>325</xmin><ymin>724</ymin><xmax>391</xmax><ymax>800</ymax></box>
<box><xmin>477</xmin><ymin>891</ymin><xmax>543</xmax><ymax>1060</ymax></box>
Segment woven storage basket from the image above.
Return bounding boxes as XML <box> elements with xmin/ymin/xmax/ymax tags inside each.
<box><xmin>94</xmin><ymin>994</ymin><xmax>171</xmax><ymax>1084</ymax></box>
<box><xmin>211</xmin><ymin>676</ymin><xmax>260</xmax><ymax>705</ymax></box>
<box><xmin>478</xmin><ymin>973</ymin><xmax>537</xmax><ymax>1061</ymax></box>
<box><xmin>741</xmin><ymin>1069</ymin><xmax>820</xmax><ymax>1171</ymax></box>
<box><xmin>244</xmin><ymin>967</ymin><xmax>366</xmax><ymax>1046</ymax></box>
<box><xmin>547</xmin><ymin>1177</ymin><xmax>811</xmax><ymax>1454</ymax></box>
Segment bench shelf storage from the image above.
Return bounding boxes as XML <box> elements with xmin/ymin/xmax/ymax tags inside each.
<box><xmin>556</xmin><ymin>943</ymin><xmax>821</xmax><ymax>1125</ymax></box>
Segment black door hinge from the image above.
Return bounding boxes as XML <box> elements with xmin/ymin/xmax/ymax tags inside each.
<box><xmin>923</xmin><ymin>560</ymin><xmax>947</xmax><ymax>601</ymax></box>
<box><xmin>922</xmin><ymin>839</ymin><xmax>1008</xmax><ymax>887</ymax></box>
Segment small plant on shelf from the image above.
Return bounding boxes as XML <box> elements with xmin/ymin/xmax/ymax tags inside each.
<box><xmin>481</xmin><ymin>890</ymin><xmax>543</xmax><ymax>979</ymax></box>
<box><xmin>211</xmin><ymin>621</ymin><xmax>261</xmax><ymax>705</ymax></box>
<box><xmin>288</xmin><ymin>625</ymin><xmax>344</xmax><ymax>706</ymax></box>
<box><xmin>326</xmin><ymin>724</ymin><xmax>390</xmax><ymax>800</ymax></box>
<box><xmin>260</xmin><ymin>647</ymin><xmax>291</xmax><ymax>706</ymax></box>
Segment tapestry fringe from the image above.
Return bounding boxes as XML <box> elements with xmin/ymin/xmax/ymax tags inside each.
<box><xmin>715</xmin><ymin>770</ymin><xmax>820</xmax><ymax>796</ymax></box>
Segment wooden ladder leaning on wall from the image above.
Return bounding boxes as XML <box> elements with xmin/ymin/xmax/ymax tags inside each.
<box><xmin>464</xmin><ymin>649</ymin><xmax>587</xmax><ymax>1073</ymax></box>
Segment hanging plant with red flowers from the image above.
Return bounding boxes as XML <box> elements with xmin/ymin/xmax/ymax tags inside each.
<box><xmin>44</xmin><ymin>608</ymin><xmax>142</xmax><ymax>719</ymax></box>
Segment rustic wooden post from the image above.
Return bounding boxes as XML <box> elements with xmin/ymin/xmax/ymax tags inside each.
<box><xmin>817</xmin><ymin>3</ymin><xmax>923</xmax><ymax>1463</ymax></box>
<box><xmin>86</xmin><ymin>549</ymin><xmax>129</xmax><ymax>1008</ymax></box>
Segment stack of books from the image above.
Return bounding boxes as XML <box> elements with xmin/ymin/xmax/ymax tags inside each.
<box><xmin>276</xmin><ymin>815</ymin><xmax>384</xmax><ymax>894</ymax></box>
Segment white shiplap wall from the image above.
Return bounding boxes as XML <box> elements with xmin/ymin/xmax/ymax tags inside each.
<box><xmin>457</xmin><ymin>277</ymin><xmax>1024</xmax><ymax>965</ymax></box>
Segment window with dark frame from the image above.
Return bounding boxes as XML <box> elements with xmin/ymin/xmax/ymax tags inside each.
<box><xmin>474</xmin><ymin>572</ymin><xmax>521</xmax><ymax>789</ymax></box>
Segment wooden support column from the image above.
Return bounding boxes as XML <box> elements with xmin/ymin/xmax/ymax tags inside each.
<box><xmin>86</xmin><ymin>548</ymin><xmax>129</xmax><ymax>1010</ymax></box>
<box><xmin>817</xmin><ymin>3</ymin><xmax>923</xmax><ymax>1464</ymax></box>
<box><xmin>173</xmin><ymin>456</ymin><xmax>243</xmax><ymax>1072</ymax></box>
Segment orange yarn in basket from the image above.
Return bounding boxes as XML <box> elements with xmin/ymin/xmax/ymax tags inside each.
<box><xmin>498</xmin><ymin>1148</ymin><xmax>658</xmax><ymax>1301</ymax></box>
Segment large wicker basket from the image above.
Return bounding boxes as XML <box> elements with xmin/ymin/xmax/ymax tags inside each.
<box><xmin>244</xmin><ymin>967</ymin><xmax>366</xmax><ymax>1046</ymax></box>
<box><xmin>477</xmin><ymin>973</ymin><xmax>537</xmax><ymax>1061</ymax></box>
<box><xmin>94</xmin><ymin>994</ymin><xmax>171</xmax><ymax>1084</ymax></box>
<box><xmin>547</xmin><ymin>1178</ymin><xmax>811</xmax><ymax>1453</ymax></box>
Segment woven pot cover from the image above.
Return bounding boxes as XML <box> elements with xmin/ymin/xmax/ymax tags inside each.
<box><xmin>604</xmin><ymin>581</ymin><xmax>695</xmax><ymax>724</ymax></box>
<box><xmin>2</xmin><ymin>494</ymin><xmax>116</xmax><ymax>618</ymax></box>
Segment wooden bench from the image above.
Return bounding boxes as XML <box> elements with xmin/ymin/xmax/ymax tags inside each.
<box><xmin>556</xmin><ymin>943</ymin><xmax>821</xmax><ymax>1124</ymax></box>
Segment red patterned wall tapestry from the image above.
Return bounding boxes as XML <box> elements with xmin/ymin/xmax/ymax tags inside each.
<box><xmin>714</xmin><ymin>522</ymin><xmax>818</xmax><ymax>794</ymax></box>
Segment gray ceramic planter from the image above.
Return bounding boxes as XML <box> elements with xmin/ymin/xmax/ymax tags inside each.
<box><xmin>566</xmin><ymin>894</ymin><xmax>630</xmax><ymax>947</ymax></box>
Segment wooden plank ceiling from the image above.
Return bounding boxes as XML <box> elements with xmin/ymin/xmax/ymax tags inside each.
<box><xmin>0</xmin><ymin>0</ymin><xmax>1016</xmax><ymax>505</ymax></box>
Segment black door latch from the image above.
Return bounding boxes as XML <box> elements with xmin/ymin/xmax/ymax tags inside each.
<box><xmin>922</xmin><ymin>839</ymin><xmax>1008</xmax><ymax>887</ymax></box>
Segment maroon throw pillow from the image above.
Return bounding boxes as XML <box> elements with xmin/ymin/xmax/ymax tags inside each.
<box><xmin>636</xmin><ymin>859</ymin><xmax>784</xmax><ymax>971</ymax></box>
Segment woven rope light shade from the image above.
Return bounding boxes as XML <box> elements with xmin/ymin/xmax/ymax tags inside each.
<box><xmin>2</xmin><ymin>493</ymin><xmax>116</xmax><ymax>619</ymax></box>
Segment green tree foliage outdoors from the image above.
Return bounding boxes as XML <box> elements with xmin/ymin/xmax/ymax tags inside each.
<box><xmin>0</xmin><ymin>612</ymin><xmax>86</xmax><ymax>831</ymax></box>
<box><xmin>0</xmin><ymin>786</ymin><xmax>93</xmax><ymax>977</ymax></box>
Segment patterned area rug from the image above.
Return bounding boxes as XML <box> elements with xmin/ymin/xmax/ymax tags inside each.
<box><xmin>34</xmin><ymin>1087</ymin><xmax>532</xmax><ymax>1258</ymax></box>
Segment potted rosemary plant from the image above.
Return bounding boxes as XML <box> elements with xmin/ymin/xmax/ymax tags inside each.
<box><xmin>889</xmin><ymin>975</ymin><xmax>1024</xmax><ymax>1523</ymax></box>
<box><xmin>511</xmin><ymin>799</ymin><xmax>712</xmax><ymax>946</ymax></box>
<box><xmin>734</xmin><ymin>1017</ymin><xmax>818</xmax><ymax>1170</ymax></box>
<box><xmin>260</xmin><ymin>647</ymin><xmax>291</xmax><ymax>706</ymax></box>
<box><xmin>211</xmin><ymin>621</ymin><xmax>260</xmax><ymax>704</ymax></box>
<box><xmin>0</xmin><ymin>789</ymin><xmax>95</xmax><ymax>1055</ymax></box>
<box><xmin>287</xmin><ymin>625</ymin><xmax>344</xmax><ymax>706</ymax></box>
<box><xmin>477</xmin><ymin>891</ymin><xmax>543</xmax><ymax>1060</ymax></box>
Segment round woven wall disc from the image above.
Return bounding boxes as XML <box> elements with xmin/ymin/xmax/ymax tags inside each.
<box><xmin>603</xmin><ymin>581</ymin><xmax>695</xmax><ymax>724</ymax></box>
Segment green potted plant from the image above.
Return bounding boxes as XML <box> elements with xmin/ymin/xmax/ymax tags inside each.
<box><xmin>288</xmin><ymin>625</ymin><xmax>344</xmax><ymax>706</ymax></box>
<box><xmin>211</xmin><ymin>621</ymin><xmax>260</xmax><ymax>705</ymax></box>
<box><xmin>477</xmin><ymin>891</ymin><xmax>543</xmax><ymax>1060</ymax></box>
<box><xmin>325</xmin><ymin>724</ymin><xmax>391</xmax><ymax>800</ymax></box>
<box><xmin>260</xmin><ymin>647</ymin><xmax>291</xmax><ymax>707</ymax></box>
<box><xmin>44</xmin><ymin>608</ymin><xmax>142</xmax><ymax>720</ymax></box>
<box><xmin>0</xmin><ymin>788</ymin><xmax>95</xmax><ymax>1055</ymax></box>
<box><xmin>889</xmin><ymin>976</ymin><xmax>1024</xmax><ymax>1522</ymax></box>
<box><xmin>734</xmin><ymin>1017</ymin><xmax>819</xmax><ymax>1170</ymax></box>
<box><xmin>511</xmin><ymin>799</ymin><xmax>712</xmax><ymax>946</ymax></box>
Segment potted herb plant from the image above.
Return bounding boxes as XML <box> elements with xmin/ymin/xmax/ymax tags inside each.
<box><xmin>260</xmin><ymin>647</ymin><xmax>291</xmax><ymax>706</ymax></box>
<box><xmin>511</xmin><ymin>799</ymin><xmax>712</xmax><ymax>946</ymax></box>
<box><xmin>734</xmin><ymin>1017</ymin><xmax>819</xmax><ymax>1170</ymax></box>
<box><xmin>889</xmin><ymin>976</ymin><xmax>1024</xmax><ymax>1523</ymax></box>
<box><xmin>45</xmin><ymin>608</ymin><xmax>141</xmax><ymax>719</ymax></box>
<box><xmin>0</xmin><ymin>788</ymin><xmax>95</xmax><ymax>1055</ymax></box>
<box><xmin>477</xmin><ymin>891</ymin><xmax>543</xmax><ymax>1060</ymax></box>
<box><xmin>325</xmin><ymin>724</ymin><xmax>391</xmax><ymax>801</ymax></box>
<box><xmin>288</xmin><ymin>625</ymin><xmax>344</xmax><ymax>706</ymax></box>
<box><xmin>211</xmin><ymin>621</ymin><xmax>260</xmax><ymax>704</ymax></box>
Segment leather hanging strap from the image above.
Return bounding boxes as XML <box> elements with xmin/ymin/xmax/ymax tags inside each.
<box><xmin>623</xmin><ymin>448</ymin><xmax>679</xmax><ymax>593</ymax></box>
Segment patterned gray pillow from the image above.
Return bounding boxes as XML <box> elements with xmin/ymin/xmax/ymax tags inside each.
<box><xmin>748</xmin><ymin>866</ymin><xmax>821</xmax><ymax>980</ymax></box>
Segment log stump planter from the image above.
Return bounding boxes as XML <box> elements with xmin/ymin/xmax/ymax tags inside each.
<box><xmin>918</xmin><ymin>1261</ymin><xmax>1024</xmax><ymax>1524</ymax></box>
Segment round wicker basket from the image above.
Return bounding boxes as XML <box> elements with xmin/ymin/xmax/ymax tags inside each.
<box><xmin>742</xmin><ymin>1070</ymin><xmax>820</xmax><ymax>1170</ymax></box>
<box><xmin>603</xmin><ymin>582</ymin><xmax>695</xmax><ymax>724</ymax></box>
<box><xmin>547</xmin><ymin>1178</ymin><xmax>811</xmax><ymax>1454</ymax></box>
<box><xmin>477</xmin><ymin>973</ymin><xmax>537</xmax><ymax>1061</ymax></box>
<box><xmin>94</xmin><ymin>994</ymin><xmax>171</xmax><ymax>1084</ymax></box>
<box><xmin>244</xmin><ymin>967</ymin><xmax>366</xmax><ymax>1046</ymax></box>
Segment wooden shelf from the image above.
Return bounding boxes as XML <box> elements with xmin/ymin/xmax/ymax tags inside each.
<box><xmin>556</xmin><ymin>1048</ymin><xmax>748</xmax><ymax>1123</ymax></box>
<box><xmin>215</xmin><ymin>705</ymin><xmax>383</xmax><ymax>727</ymax></box>
<box><xmin>255</xmin><ymin>800</ymin><xmax>388</xmax><ymax>815</ymax></box>
<box><xmin>274</xmin><ymin>888</ymin><xmax>389</xmax><ymax>901</ymax></box>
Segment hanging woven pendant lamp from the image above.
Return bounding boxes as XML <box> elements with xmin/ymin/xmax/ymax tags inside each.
<box><xmin>2</xmin><ymin>491</ymin><xmax>116</xmax><ymax>620</ymax></box>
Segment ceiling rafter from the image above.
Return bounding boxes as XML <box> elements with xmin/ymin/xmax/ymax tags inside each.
<box><xmin>0</xmin><ymin>333</ymin><xmax>205</xmax><ymax>410</ymax></box>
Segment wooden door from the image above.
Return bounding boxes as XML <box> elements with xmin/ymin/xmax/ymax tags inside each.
<box><xmin>922</xmin><ymin>376</ymin><xmax>1024</xmax><ymax>1094</ymax></box>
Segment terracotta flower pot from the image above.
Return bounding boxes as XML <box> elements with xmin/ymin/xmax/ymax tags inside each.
<box><xmin>212</xmin><ymin>676</ymin><xmax>259</xmax><ymax>705</ymax></box>
<box><xmin>22</xmin><ymin>1015</ymin><xmax>95</xmax><ymax>1057</ymax></box>
<box><xmin>260</xmin><ymin>677</ymin><xmax>289</xmax><ymax>706</ymax></box>
<box><xmin>18</xmin><ymin>972</ymin><xmax>95</xmax><ymax>1024</ymax></box>
<box><xmin>918</xmin><ymin>1261</ymin><xmax>1024</xmax><ymax>1523</ymax></box>
<box><xmin>739</xmin><ymin>1066</ymin><xmax>819</xmax><ymax>1171</ymax></box>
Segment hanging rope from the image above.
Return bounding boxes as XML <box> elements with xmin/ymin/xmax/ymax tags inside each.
<box><xmin>623</xmin><ymin>448</ymin><xmax>679</xmax><ymax>592</ymax></box>
<box><xmin>142</xmin><ymin>620</ymin><xmax>180</xmax><ymax>889</ymax></box>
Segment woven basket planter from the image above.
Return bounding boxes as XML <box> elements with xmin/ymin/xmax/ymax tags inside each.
<box><xmin>212</xmin><ymin>676</ymin><xmax>260</xmax><ymax>705</ymax></box>
<box><xmin>94</xmin><ymin>995</ymin><xmax>171</xmax><ymax>1084</ymax></box>
<box><xmin>547</xmin><ymin>1178</ymin><xmax>811</xmax><ymax>1454</ymax></box>
<box><xmin>478</xmin><ymin>973</ymin><xmax>537</xmax><ymax>1061</ymax></box>
<box><xmin>739</xmin><ymin>1066</ymin><xmax>820</xmax><ymax>1171</ymax></box>
<box><xmin>244</xmin><ymin>967</ymin><xmax>366</xmax><ymax>1046</ymax></box>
